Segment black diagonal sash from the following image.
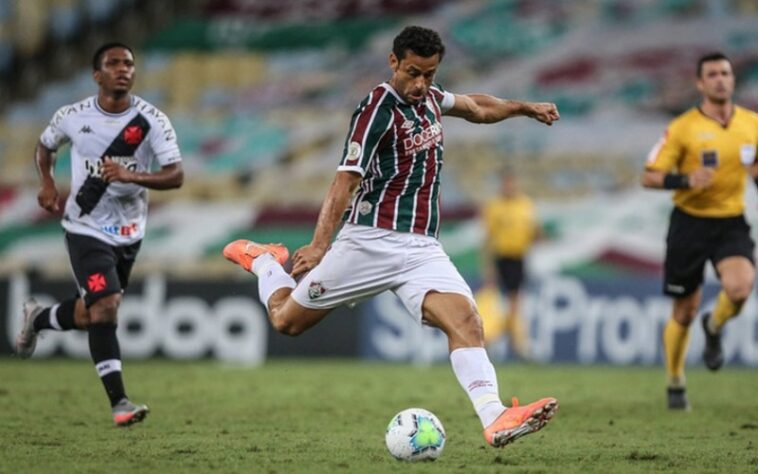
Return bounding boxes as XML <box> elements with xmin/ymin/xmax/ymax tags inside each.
<box><xmin>76</xmin><ymin>113</ymin><xmax>152</xmax><ymax>216</ymax></box>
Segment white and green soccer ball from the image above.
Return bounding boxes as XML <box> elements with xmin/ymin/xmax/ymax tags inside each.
<box><xmin>385</xmin><ymin>408</ymin><xmax>446</xmax><ymax>461</ymax></box>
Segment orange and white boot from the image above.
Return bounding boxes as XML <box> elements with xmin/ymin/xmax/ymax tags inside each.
<box><xmin>222</xmin><ymin>240</ymin><xmax>289</xmax><ymax>273</ymax></box>
<box><xmin>483</xmin><ymin>397</ymin><xmax>559</xmax><ymax>447</ymax></box>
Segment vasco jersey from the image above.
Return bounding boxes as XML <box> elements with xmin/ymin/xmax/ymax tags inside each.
<box><xmin>483</xmin><ymin>194</ymin><xmax>538</xmax><ymax>258</ymax></box>
<box><xmin>40</xmin><ymin>95</ymin><xmax>181</xmax><ymax>245</ymax></box>
<box><xmin>339</xmin><ymin>83</ymin><xmax>455</xmax><ymax>238</ymax></box>
<box><xmin>646</xmin><ymin>106</ymin><xmax>758</xmax><ymax>218</ymax></box>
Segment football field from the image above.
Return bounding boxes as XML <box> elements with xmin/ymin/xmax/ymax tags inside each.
<box><xmin>1</xmin><ymin>358</ymin><xmax>756</xmax><ymax>473</ymax></box>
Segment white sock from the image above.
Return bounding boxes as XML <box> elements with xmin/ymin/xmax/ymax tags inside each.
<box><xmin>450</xmin><ymin>347</ymin><xmax>506</xmax><ymax>428</ymax></box>
<box><xmin>254</xmin><ymin>255</ymin><xmax>296</xmax><ymax>308</ymax></box>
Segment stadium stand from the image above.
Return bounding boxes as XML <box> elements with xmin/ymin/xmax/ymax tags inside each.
<box><xmin>1</xmin><ymin>0</ymin><xmax>757</xmax><ymax>278</ymax></box>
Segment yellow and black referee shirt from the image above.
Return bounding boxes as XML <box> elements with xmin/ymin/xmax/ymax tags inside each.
<box><xmin>646</xmin><ymin>106</ymin><xmax>758</xmax><ymax>217</ymax></box>
<box><xmin>483</xmin><ymin>194</ymin><xmax>537</xmax><ymax>258</ymax></box>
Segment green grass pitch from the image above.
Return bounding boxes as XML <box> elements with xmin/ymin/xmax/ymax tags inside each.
<box><xmin>1</xmin><ymin>359</ymin><xmax>756</xmax><ymax>473</ymax></box>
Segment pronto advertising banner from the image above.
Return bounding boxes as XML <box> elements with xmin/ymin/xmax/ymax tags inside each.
<box><xmin>360</xmin><ymin>276</ymin><xmax>758</xmax><ymax>366</ymax></box>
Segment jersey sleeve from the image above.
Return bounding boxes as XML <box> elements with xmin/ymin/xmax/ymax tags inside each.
<box><xmin>645</xmin><ymin>121</ymin><xmax>684</xmax><ymax>172</ymax></box>
<box><xmin>429</xmin><ymin>84</ymin><xmax>455</xmax><ymax>114</ymax></box>
<box><xmin>148</xmin><ymin>111</ymin><xmax>181</xmax><ymax>166</ymax></box>
<box><xmin>338</xmin><ymin>90</ymin><xmax>393</xmax><ymax>176</ymax></box>
<box><xmin>39</xmin><ymin>106</ymin><xmax>72</xmax><ymax>151</ymax></box>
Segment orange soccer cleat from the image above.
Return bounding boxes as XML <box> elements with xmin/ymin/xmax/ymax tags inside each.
<box><xmin>222</xmin><ymin>240</ymin><xmax>289</xmax><ymax>272</ymax></box>
<box><xmin>483</xmin><ymin>397</ymin><xmax>559</xmax><ymax>447</ymax></box>
<box><xmin>112</xmin><ymin>398</ymin><xmax>149</xmax><ymax>427</ymax></box>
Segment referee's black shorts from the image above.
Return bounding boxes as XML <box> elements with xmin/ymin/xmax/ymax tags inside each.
<box><xmin>495</xmin><ymin>256</ymin><xmax>525</xmax><ymax>292</ymax></box>
<box><xmin>664</xmin><ymin>207</ymin><xmax>755</xmax><ymax>297</ymax></box>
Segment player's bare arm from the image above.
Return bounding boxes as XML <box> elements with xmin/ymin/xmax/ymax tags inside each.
<box><xmin>640</xmin><ymin>167</ymin><xmax>714</xmax><ymax>190</ymax></box>
<box><xmin>446</xmin><ymin>94</ymin><xmax>560</xmax><ymax>125</ymax></box>
<box><xmin>34</xmin><ymin>142</ymin><xmax>60</xmax><ymax>213</ymax></box>
<box><xmin>292</xmin><ymin>171</ymin><xmax>361</xmax><ymax>277</ymax></box>
<box><xmin>100</xmin><ymin>159</ymin><xmax>184</xmax><ymax>189</ymax></box>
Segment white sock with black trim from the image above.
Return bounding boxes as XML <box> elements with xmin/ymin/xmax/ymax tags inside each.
<box><xmin>450</xmin><ymin>347</ymin><xmax>506</xmax><ymax>428</ymax></box>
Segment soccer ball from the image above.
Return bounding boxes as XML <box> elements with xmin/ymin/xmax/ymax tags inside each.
<box><xmin>385</xmin><ymin>408</ymin><xmax>446</xmax><ymax>461</ymax></box>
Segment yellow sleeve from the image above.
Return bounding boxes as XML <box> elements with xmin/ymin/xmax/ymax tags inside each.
<box><xmin>645</xmin><ymin>121</ymin><xmax>684</xmax><ymax>172</ymax></box>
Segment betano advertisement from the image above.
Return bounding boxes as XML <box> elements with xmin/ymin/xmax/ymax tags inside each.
<box><xmin>1</xmin><ymin>273</ymin><xmax>757</xmax><ymax>366</ymax></box>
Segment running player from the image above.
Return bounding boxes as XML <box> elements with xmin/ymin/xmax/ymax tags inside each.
<box><xmin>224</xmin><ymin>26</ymin><xmax>560</xmax><ymax>447</ymax></box>
<box><xmin>15</xmin><ymin>42</ymin><xmax>184</xmax><ymax>426</ymax></box>
<box><xmin>641</xmin><ymin>52</ymin><xmax>758</xmax><ymax>410</ymax></box>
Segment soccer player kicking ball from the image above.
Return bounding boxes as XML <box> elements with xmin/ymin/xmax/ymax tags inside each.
<box><xmin>15</xmin><ymin>43</ymin><xmax>184</xmax><ymax>426</ymax></box>
<box><xmin>642</xmin><ymin>52</ymin><xmax>758</xmax><ymax>410</ymax></box>
<box><xmin>224</xmin><ymin>26</ymin><xmax>560</xmax><ymax>447</ymax></box>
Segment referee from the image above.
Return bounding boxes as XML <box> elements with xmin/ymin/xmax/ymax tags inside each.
<box><xmin>642</xmin><ymin>52</ymin><xmax>758</xmax><ymax>410</ymax></box>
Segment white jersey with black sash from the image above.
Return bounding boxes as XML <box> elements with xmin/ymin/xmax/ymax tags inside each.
<box><xmin>40</xmin><ymin>95</ymin><xmax>181</xmax><ymax>246</ymax></box>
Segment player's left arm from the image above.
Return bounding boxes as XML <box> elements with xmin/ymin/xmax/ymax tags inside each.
<box><xmin>445</xmin><ymin>94</ymin><xmax>559</xmax><ymax>126</ymax></box>
<box><xmin>101</xmin><ymin>160</ymin><xmax>184</xmax><ymax>189</ymax></box>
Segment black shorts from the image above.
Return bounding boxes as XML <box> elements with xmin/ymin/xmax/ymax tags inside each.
<box><xmin>65</xmin><ymin>232</ymin><xmax>142</xmax><ymax>307</ymax></box>
<box><xmin>495</xmin><ymin>257</ymin><xmax>525</xmax><ymax>292</ymax></box>
<box><xmin>664</xmin><ymin>207</ymin><xmax>755</xmax><ymax>297</ymax></box>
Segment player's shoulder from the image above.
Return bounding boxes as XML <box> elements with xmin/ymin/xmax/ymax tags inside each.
<box><xmin>50</xmin><ymin>96</ymin><xmax>98</xmax><ymax>123</ymax></box>
<box><xmin>131</xmin><ymin>95</ymin><xmax>172</xmax><ymax>123</ymax></box>
<box><xmin>666</xmin><ymin>107</ymin><xmax>700</xmax><ymax>133</ymax></box>
<box><xmin>735</xmin><ymin>105</ymin><xmax>758</xmax><ymax>124</ymax></box>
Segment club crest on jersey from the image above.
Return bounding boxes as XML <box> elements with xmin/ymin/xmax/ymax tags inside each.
<box><xmin>123</xmin><ymin>125</ymin><xmax>144</xmax><ymax>145</ymax></box>
<box><xmin>358</xmin><ymin>201</ymin><xmax>372</xmax><ymax>216</ymax></box>
<box><xmin>345</xmin><ymin>141</ymin><xmax>361</xmax><ymax>165</ymax></box>
<box><xmin>308</xmin><ymin>281</ymin><xmax>327</xmax><ymax>299</ymax></box>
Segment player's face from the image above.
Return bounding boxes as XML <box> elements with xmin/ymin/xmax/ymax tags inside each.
<box><xmin>389</xmin><ymin>50</ymin><xmax>440</xmax><ymax>105</ymax></box>
<box><xmin>94</xmin><ymin>47</ymin><xmax>135</xmax><ymax>95</ymax></box>
<box><xmin>697</xmin><ymin>59</ymin><xmax>734</xmax><ymax>104</ymax></box>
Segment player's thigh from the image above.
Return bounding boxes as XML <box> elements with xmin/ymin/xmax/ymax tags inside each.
<box><xmin>394</xmin><ymin>245</ymin><xmax>475</xmax><ymax>322</ymax></box>
<box><xmin>291</xmin><ymin>226</ymin><xmax>402</xmax><ymax>310</ymax></box>
<box><xmin>65</xmin><ymin>232</ymin><xmax>122</xmax><ymax>308</ymax></box>
<box><xmin>114</xmin><ymin>239</ymin><xmax>142</xmax><ymax>291</ymax></box>
<box><xmin>421</xmin><ymin>291</ymin><xmax>483</xmax><ymax>349</ymax></box>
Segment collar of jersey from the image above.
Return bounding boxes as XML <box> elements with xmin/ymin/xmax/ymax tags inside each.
<box><xmin>93</xmin><ymin>95</ymin><xmax>135</xmax><ymax>117</ymax></box>
<box><xmin>381</xmin><ymin>82</ymin><xmax>408</xmax><ymax>105</ymax></box>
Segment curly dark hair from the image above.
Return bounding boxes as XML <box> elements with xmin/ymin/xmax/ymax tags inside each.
<box><xmin>392</xmin><ymin>26</ymin><xmax>445</xmax><ymax>61</ymax></box>
<box><xmin>92</xmin><ymin>42</ymin><xmax>134</xmax><ymax>71</ymax></box>
<box><xmin>696</xmin><ymin>52</ymin><xmax>731</xmax><ymax>77</ymax></box>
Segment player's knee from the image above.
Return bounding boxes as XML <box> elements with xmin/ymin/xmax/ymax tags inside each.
<box><xmin>723</xmin><ymin>283</ymin><xmax>751</xmax><ymax>306</ymax></box>
<box><xmin>89</xmin><ymin>293</ymin><xmax>121</xmax><ymax>324</ymax></box>
<box><xmin>459</xmin><ymin>310</ymin><xmax>484</xmax><ymax>342</ymax></box>
<box><xmin>271</xmin><ymin>315</ymin><xmax>305</xmax><ymax>337</ymax></box>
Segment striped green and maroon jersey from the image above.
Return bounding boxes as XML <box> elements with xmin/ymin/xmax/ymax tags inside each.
<box><xmin>339</xmin><ymin>82</ymin><xmax>455</xmax><ymax>238</ymax></box>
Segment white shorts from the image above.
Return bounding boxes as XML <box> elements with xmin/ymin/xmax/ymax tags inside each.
<box><xmin>291</xmin><ymin>223</ymin><xmax>474</xmax><ymax>321</ymax></box>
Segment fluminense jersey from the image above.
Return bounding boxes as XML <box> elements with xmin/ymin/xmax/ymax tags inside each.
<box><xmin>646</xmin><ymin>106</ymin><xmax>758</xmax><ymax>218</ymax></box>
<box><xmin>339</xmin><ymin>82</ymin><xmax>455</xmax><ymax>238</ymax></box>
<box><xmin>40</xmin><ymin>95</ymin><xmax>181</xmax><ymax>245</ymax></box>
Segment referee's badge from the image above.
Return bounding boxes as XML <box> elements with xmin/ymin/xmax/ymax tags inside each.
<box><xmin>740</xmin><ymin>144</ymin><xmax>756</xmax><ymax>165</ymax></box>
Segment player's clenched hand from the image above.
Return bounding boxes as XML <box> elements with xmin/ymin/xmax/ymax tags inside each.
<box><xmin>528</xmin><ymin>102</ymin><xmax>560</xmax><ymax>126</ymax></box>
<box><xmin>291</xmin><ymin>244</ymin><xmax>327</xmax><ymax>277</ymax></box>
<box><xmin>37</xmin><ymin>182</ymin><xmax>59</xmax><ymax>213</ymax></box>
<box><xmin>101</xmin><ymin>158</ymin><xmax>134</xmax><ymax>183</ymax></box>
<box><xmin>688</xmin><ymin>167</ymin><xmax>714</xmax><ymax>190</ymax></box>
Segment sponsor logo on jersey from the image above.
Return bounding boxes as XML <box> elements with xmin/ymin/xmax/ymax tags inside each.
<box><xmin>345</xmin><ymin>141</ymin><xmax>362</xmax><ymax>165</ymax></box>
<box><xmin>308</xmin><ymin>281</ymin><xmax>327</xmax><ymax>299</ymax></box>
<box><xmin>102</xmin><ymin>222</ymin><xmax>139</xmax><ymax>237</ymax></box>
<box><xmin>87</xmin><ymin>273</ymin><xmax>107</xmax><ymax>292</ymax></box>
<box><xmin>79</xmin><ymin>125</ymin><xmax>93</xmax><ymax>134</ymax></box>
<box><xmin>402</xmin><ymin>122</ymin><xmax>442</xmax><ymax>155</ymax></box>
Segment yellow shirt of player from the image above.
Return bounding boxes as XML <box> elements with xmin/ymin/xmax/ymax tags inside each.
<box><xmin>483</xmin><ymin>194</ymin><xmax>537</xmax><ymax>258</ymax></box>
<box><xmin>646</xmin><ymin>106</ymin><xmax>758</xmax><ymax>217</ymax></box>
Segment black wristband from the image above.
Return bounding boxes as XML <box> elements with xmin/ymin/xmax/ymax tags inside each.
<box><xmin>663</xmin><ymin>173</ymin><xmax>690</xmax><ymax>190</ymax></box>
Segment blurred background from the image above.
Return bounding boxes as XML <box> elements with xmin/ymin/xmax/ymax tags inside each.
<box><xmin>0</xmin><ymin>0</ymin><xmax>757</xmax><ymax>366</ymax></box>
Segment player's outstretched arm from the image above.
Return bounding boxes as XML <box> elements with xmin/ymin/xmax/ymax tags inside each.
<box><xmin>445</xmin><ymin>94</ymin><xmax>559</xmax><ymax>125</ymax></box>
<box><xmin>34</xmin><ymin>141</ymin><xmax>60</xmax><ymax>213</ymax></box>
<box><xmin>292</xmin><ymin>171</ymin><xmax>361</xmax><ymax>277</ymax></box>
<box><xmin>101</xmin><ymin>159</ymin><xmax>184</xmax><ymax>190</ymax></box>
